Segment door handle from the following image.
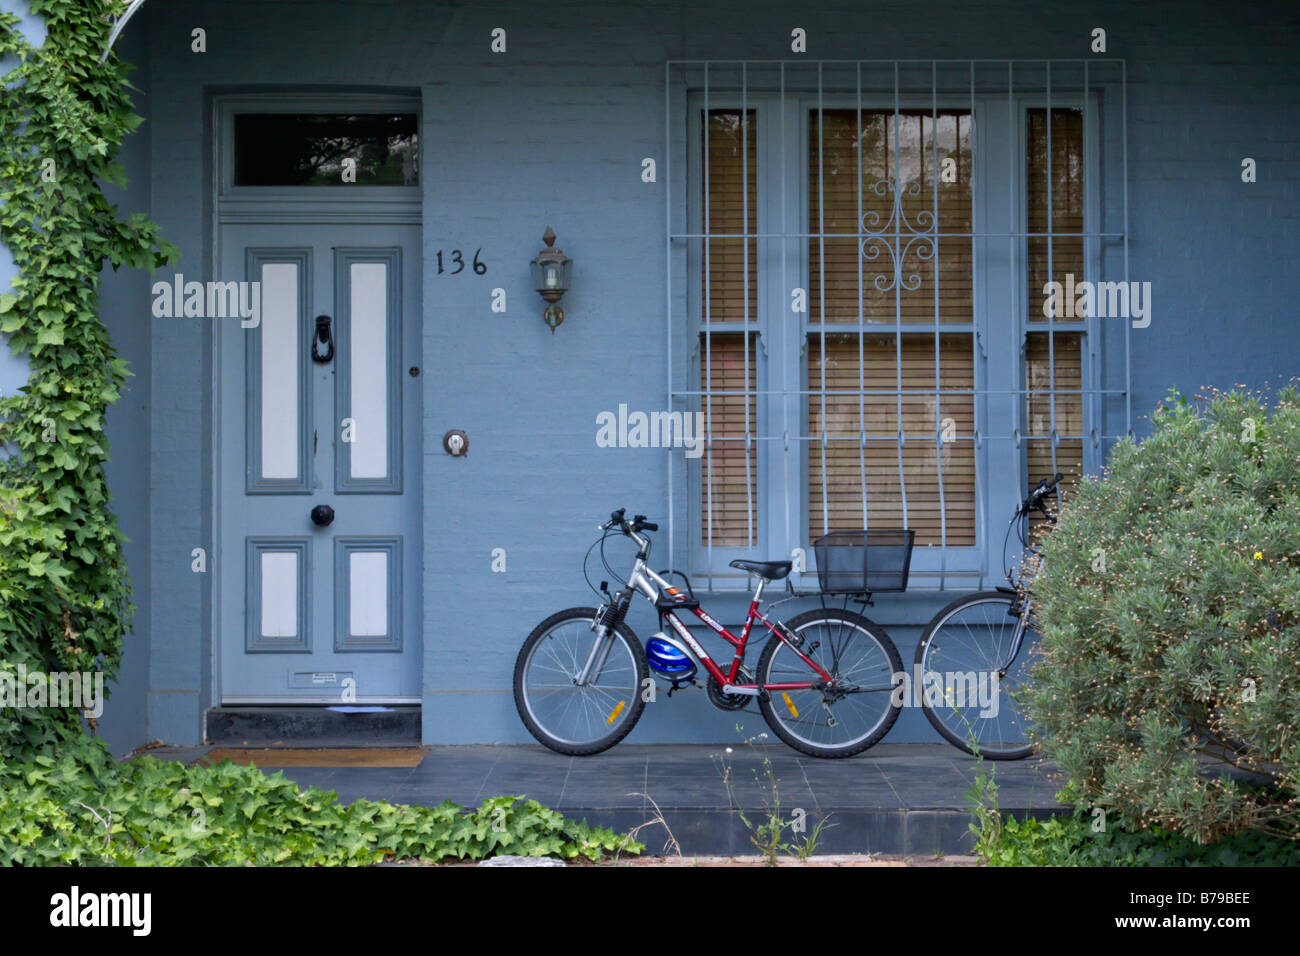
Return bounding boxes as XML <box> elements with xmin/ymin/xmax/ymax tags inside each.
<box><xmin>311</xmin><ymin>504</ymin><xmax>335</xmax><ymax>527</ymax></box>
<box><xmin>312</xmin><ymin>314</ymin><xmax>335</xmax><ymax>364</ymax></box>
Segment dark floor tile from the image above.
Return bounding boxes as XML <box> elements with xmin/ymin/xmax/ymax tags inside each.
<box><xmin>820</xmin><ymin>812</ymin><xmax>906</xmax><ymax>855</ymax></box>
<box><xmin>268</xmin><ymin>768</ymin><xmax>338</xmax><ymax>791</ymax></box>
<box><xmin>797</xmin><ymin>761</ymin><xmax>901</xmax><ymax>809</ymax></box>
<box><xmin>405</xmin><ymin>756</ymin><xmax>498</xmax><ymax>802</ymax></box>
<box><xmin>475</xmin><ymin>774</ymin><xmax>566</xmax><ymax>807</ymax></box>
<box><xmin>904</xmin><ymin>812</ymin><xmax>977</xmax><ymax>856</ymax></box>
<box><xmin>382</xmin><ymin>786</ymin><xmax>496</xmax><ymax>810</ymax></box>
<box><xmin>557</xmin><ymin>766</ymin><xmax>650</xmax><ymax>811</ymax></box>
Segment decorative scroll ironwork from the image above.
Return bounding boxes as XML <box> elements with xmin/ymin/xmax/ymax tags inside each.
<box><xmin>858</xmin><ymin>178</ymin><xmax>937</xmax><ymax>293</ymax></box>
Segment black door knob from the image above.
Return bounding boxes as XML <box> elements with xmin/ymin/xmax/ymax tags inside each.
<box><xmin>311</xmin><ymin>504</ymin><xmax>335</xmax><ymax>526</ymax></box>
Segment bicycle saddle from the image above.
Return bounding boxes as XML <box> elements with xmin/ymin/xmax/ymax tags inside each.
<box><xmin>728</xmin><ymin>559</ymin><xmax>793</xmax><ymax>581</ymax></box>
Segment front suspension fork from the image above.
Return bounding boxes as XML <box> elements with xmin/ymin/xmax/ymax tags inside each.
<box><xmin>999</xmin><ymin>601</ymin><xmax>1033</xmax><ymax>675</ymax></box>
<box><xmin>575</xmin><ymin>598</ymin><xmax>625</xmax><ymax>686</ymax></box>
<box><xmin>575</xmin><ymin>628</ymin><xmax>615</xmax><ymax>686</ymax></box>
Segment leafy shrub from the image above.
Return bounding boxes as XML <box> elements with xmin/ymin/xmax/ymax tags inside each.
<box><xmin>1022</xmin><ymin>386</ymin><xmax>1300</xmax><ymax>844</ymax></box>
<box><xmin>0</xmin><ymin>739</ymin><xmax>641</xmax><ymax>865</ymax></box>
<box><xmin>974</xmin><ymin>808</ymin><xmax>1300</xmax><ymax>867</ymax></box>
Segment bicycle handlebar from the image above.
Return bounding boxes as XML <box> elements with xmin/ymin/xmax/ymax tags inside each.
<box><xmin>603</xmin><ymin>509</ymin><xmax>658</xmax><ymax>534</ymax></box>
<box><xmin>1020</xmin><ymin>473</ymin><xmax>1064</xmax><ymax>516</ymax></box>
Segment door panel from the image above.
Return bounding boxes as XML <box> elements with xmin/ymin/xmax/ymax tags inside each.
<box><xmin>334</xmin><ymin>536</ymin><xmax>402</xmax><ymax>651</ymax></box>
<box><xmin>245</xmin><ymin>249</ymin><xmax>312</xmax><ymax>493</ymax></box>
<box><xmin>335</xmin><ymin>248</ymin><xmax>404</xmax><ymax>493</ymax></box>
<box><xmin>219</xmin><ymin>224</ymin><xmax>421</xmax><ymax>702</ymax></box>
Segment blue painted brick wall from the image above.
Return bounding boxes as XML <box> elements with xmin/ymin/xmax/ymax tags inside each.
<box><xmin>111</xmin><ymin>0</ymin><xmax>1300</xmax><ymax>746</ymax></box>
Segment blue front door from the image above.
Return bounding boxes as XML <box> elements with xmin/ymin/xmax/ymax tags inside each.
<box><xmin>218</xmin><ymin>223</ymin><xmax>422</xmax><ymax>702</ymax></box>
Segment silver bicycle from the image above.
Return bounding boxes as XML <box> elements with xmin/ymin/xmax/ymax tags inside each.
<box><xmin>914</xmin><ymin>474</ymin><xmax>1063</xmax><ymax>759</ymax></box>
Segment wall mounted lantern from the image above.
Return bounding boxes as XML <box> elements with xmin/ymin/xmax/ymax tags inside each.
<box><xmin>530</xmin><ymin>226</ymin><xmax>572</xmax><ymax>333</ymax></box>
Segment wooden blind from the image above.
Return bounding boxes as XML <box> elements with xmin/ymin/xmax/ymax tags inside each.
<box><xmin>703</xmin><ymin>110</ymin><xmax>757</xmax><ymax>323</ymax></box>
<box><xmin>808</xmin><ymin>333</ymin><xmax>975</xmax><ymax>545</ymax></box>
<box><xmin>1027</xmin><ymin>108</ymin><xmax>1084</xmax><ymax>320</ymax></box>
<box><xmin>701</xmin><ymin>332</ymin><xmax>758</xmax><ymax>546</ymax></box>
<box><xmin>1026</xmin><ymin>107</ymin><xmax>1085</xmax><ymax>522</ymax></box>
<box><xmin>1026</xmin><ymin>331</ymin><xmax>1083</xmax><ymax>514</ymax></box>
<box><xmin>810</xmin><ymin>110</ymin><xmax>972</xmax><ymax>325</ymax></box>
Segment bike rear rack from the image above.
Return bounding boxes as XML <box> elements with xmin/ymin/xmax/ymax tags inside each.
<box><xmin>768</xmin><ymin>582</ymin><xmax>875</xmax><ymax>615</ymax></box>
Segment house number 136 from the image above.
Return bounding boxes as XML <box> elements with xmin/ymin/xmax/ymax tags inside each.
<box><xmin>436</xmin><ymin>249</ymin><xmax>487</xmax><ymax>275</ymax></box>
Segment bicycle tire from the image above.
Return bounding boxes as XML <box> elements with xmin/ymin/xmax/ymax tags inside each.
<box><xmin>756</xmin><ymin>608</ymin><xmax>903</xmax><ymax>758</ymax></box>
<box><xmin>513</xmin><ymin>607</ymin><xmax>648</xmax><ymax>756</ymax></box>
<box><xmin>915</xmin><ymin>591</ymin><xmax>1036</xmax><ymax>760</ymax></box>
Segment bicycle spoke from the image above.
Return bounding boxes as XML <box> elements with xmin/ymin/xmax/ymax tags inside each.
<box><xmin>921</xmin><ymin>595</ymin><xmax>1038</xmax><ymax>757</ymax></box>
<box><xmin>519</xmin><ymin>615</ymin><xmax>641</xmax><ymax>748</ymax></box>
<box><xmin>762</xmin><ymin>614</ymin><xmax>897</xmax><ymax>752</ymax></box>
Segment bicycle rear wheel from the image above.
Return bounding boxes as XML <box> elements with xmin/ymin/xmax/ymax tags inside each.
<box><xmin>756</xmin><ymin>608</ymin><xmax>902</xmax><ymax>758</ymax></box>
<box><xmin>514</xmin><ymin>607</ymin><xmax>647</xmax><ymax>756</ymax></box>
<box><xmin>916</xmin><ymin>591</ymin><xmax>1037</xmax><ymax>759</ymax></box>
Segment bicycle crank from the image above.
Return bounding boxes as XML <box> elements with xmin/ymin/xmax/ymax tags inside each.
<box><xmin>707</xmin><ymin>667</ymin><xmax>756</xmax><ymax>711</ymax></box>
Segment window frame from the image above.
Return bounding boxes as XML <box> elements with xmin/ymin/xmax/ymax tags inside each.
<box><xmin>683</xmin><ymin>89</ymin><xmax>1104</xmax><ymax>589</ymax></box>
<box><xmin>1014</xmin><ymin>94</ymin><xmax>1103</xmax><ymax>493</ymax></box>
<box><xmin>686</xmin><ymin>97</ymin><xmax>774</xmax><ymax>577</ymax></box>
<box><xmin>798</xmin><ymin>94</ymin><xmax>984</xmax><ymax>589</ymax></box>
<box><xmin>215</xmin><ymin>93</ymin><xmax>423</xmax><ymax>211</ymax></box>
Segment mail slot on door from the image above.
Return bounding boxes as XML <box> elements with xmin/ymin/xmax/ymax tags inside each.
<box><xmin>288</xmin><ymin>671</ymin><xmax>355</xmax><ymax>690</ymax></box>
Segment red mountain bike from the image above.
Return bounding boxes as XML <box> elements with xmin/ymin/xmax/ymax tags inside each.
<box><xmin>513</xmin><ymin>509</ymin><xmax>903</xmax><ymax>757</ymax></box>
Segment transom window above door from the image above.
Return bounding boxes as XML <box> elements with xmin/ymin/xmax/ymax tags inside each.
<box><xmin>233</xmin><ymin>113</ymin><xmax>418</xmax><ymax>186</ymax></box>
<box><xmin>215</xmin><ymin>94</ymin><xmax>422</xmax><ymax>206</ymax></box>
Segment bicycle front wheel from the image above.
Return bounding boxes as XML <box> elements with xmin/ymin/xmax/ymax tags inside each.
<box><xmin>916</xmin><ymin>591</ymin><xmax>1038</xmax><ymax>760</ymax></box>
<box><xmin>514</xmin><ymin>607</ymin><xmax>648</xmax><ymax>756</ymax></box>
<box><xmin>756</xmin><ymin>608</ymin><xmax>903</xmax><ymax>758</ymax></box>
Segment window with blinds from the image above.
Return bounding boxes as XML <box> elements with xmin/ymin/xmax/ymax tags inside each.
<box><xmin>808</xmin><ymin>334</ymin><xmax>975</xmax><ymax>545</ymax></box>
<box><xmin>700</xmin><ymin>332</ymin><xmax>758</xmax><ymax>547</ymax></box>
<box><xmin>1026</xmin><ymin>332</ymin><xmax>1082</xmax><ymax>505</ymax></box>
<box><xmin>688</xmin><ymin>93</ymin><xmax>1099</xmax><ymax>565</ymax></box>
<box><xmin>810</xmin><ymin>110</ymin><xmax>972</xmax><ymax>325</ymax></box>
<box><xmin>703</xmin><ymin>110</ymin><xmax>757</xmax><ymax>323</ymax></box>
<box><xmin>807</xmin><ymin>109</ymin><xmax>975</xmax><ymax>546</ymax></box>
<box><xmin>1026</xmin><ymin>108</ymin><xmax>1085</xmax><ymax>508</ymax></box>
<box><xmin>700</xmin><ymin>109</ymin><xmax>759</xmax><ymax>547</ymax></box>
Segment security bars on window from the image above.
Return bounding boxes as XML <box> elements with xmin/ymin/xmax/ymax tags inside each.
<box><xmin>663</xmin><ymin>59</ymin><xmax>1131</xmax><ymax>590</ymax></box>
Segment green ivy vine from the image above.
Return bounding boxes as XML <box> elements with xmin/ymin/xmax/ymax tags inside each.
<box><xmin>0</xmin><ymin>0</ymin><xmax>177</xmax><ymax>754</ymax></box>
<box><xmin>0</xmin><ymin>4</ymin><xmax>648</xmax><ymax>867</ymax></box>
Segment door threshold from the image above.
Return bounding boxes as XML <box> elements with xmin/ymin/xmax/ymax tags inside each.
<box><xmin>221</xmin><ymin>697</ymin><xmax>421</xmax><ymax>705</ymax></box>
<box><xmin>205</xmin><ymin>704</ymin><xmax>421</xmax><ymax>748</ymax></box>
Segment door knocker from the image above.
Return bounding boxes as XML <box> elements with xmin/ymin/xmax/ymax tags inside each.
<box><xmin>312</xmin><ymin>314</ymin><xmax>335</xmax><ymax>363</ymax></box>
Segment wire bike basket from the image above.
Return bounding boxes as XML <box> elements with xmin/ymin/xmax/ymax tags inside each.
<box><xmin>813</xmin><ymin>529</ymin><xmax>915</xmax><ymax>595</ymax></box>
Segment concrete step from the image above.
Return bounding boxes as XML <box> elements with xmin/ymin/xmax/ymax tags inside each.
<box><xmin>156</xmin><ymin>741</ymin><xmax>1063</xmax><ymax>856</ymax></box>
